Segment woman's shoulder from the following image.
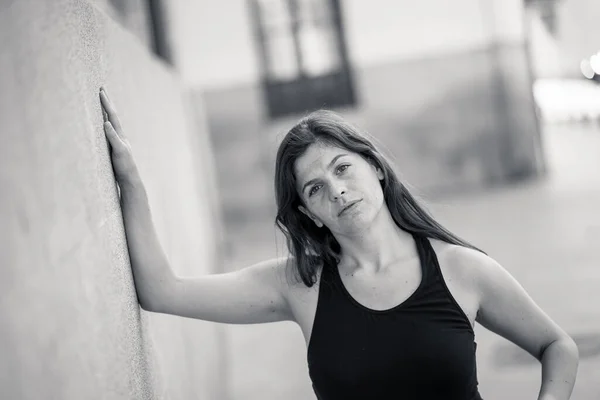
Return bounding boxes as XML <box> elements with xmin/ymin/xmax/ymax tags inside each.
<box><xmin>246</xmin><ymin>255</ymin><xmax>321</xmax><ymax>315</ymax></box>
<box><xmin>430</xmin><ymin>238</ymin><xmax>504</xmax><ymax>292</ymax></box>
<box><xmin>430</xmin><ymin>238</ymin><xmax>492</xmax><ymax>267</ymax></box>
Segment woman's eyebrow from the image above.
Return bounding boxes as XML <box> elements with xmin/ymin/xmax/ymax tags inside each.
<box><xmin>301</xmin><ymin>154</ymin><xmax>348</xmax><ymax>193</ymax></box>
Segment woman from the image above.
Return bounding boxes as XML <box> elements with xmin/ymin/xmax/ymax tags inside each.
<box><xmin>99</xmin><ymin>87</ymin><xmax>578</xmax><ymax>400</ymax></box>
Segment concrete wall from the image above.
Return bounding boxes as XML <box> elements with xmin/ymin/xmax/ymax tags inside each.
<box><xmin>92</xmin><ymin>0</ymin><xmax>155</xmax><ymax>51</ymax></box>
<box><xmin>0</xmin><ymin>1</ymin><xmax>225</xmax><ymax>399</ymax></box>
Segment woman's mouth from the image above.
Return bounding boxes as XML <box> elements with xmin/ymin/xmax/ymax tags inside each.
<box><xmin>338</xmin><ymin>200</ymin><xmax>362</xmax><ymax>216</ymax></box>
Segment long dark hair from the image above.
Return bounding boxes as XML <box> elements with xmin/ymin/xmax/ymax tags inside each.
<box><xmin>274</xmin><ymin>110</ymin><xmax>482</xmax><ymax>287</ymax></box>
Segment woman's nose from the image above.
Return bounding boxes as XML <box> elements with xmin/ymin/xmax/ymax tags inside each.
<box><xmin>330</xmin><ymin>187</ymin><xmax>346</xmax><ymax>201</ymax></box>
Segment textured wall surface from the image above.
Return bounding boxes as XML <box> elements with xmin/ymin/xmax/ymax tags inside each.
<box><xmin>0</xmin><ymin>1</ymin><xmax>225</xmax><ymax>399</ymax></box>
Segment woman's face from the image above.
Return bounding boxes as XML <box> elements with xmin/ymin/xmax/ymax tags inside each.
<box><xmin>294</xmin><ymin>142</ymin><xmax>385</xmax><ymax>234</ymax></box>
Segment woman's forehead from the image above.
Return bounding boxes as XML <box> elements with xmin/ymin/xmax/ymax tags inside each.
<box><xmin>294</xmin><ymin>143</ymin><xmax>352</xmax><ymax>176</ymax></box>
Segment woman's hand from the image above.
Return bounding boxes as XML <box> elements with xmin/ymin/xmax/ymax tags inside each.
<box><xmin>100</xmin><ymin>87</ymin><xmax>140</xmax><ymax>187</ymax></box>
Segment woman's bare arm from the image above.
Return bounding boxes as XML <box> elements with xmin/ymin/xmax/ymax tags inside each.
<box><xmin>154</xmin><ymin>257</ymin><xmax>294</xmax><ymax>324</ymax></box>
<box><xmin>100</xmin><ymin>88</ymin><xmax>294</xmax><ymax>325</ymax></box>
<box><xmin>451</xmin><ymin>246</ymin><xmax>579</xmax><ymax>400</ymax></box>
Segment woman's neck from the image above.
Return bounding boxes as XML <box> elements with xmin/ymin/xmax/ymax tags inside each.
<box><xmin>335</xmin><ymin>208</ymin><xmax>417</xmax><ymax>275</ymax></box>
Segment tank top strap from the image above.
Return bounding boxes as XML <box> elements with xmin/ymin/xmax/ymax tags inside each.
<box><xmin>411</xmin><ymin>232</ymin><xmax>437</xmax><ymax>286</ymax></box>
<box><xmin>316</xmin><ymin>257</ymin><xmax>343</xmax><ymax>300</ymax></box>
<box><xmin>411</xmin><ymin>233</ymin><xmax>475</xmax><ymax>333</ymax></box>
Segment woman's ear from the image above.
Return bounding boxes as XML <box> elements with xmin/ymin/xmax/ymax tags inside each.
<box><xmin>367</xmin><ymin>157</ymin><xmax>385</xmax><ymax>181</ymax></box>
<box><xmin>298</xmin><ymin>205</ymin><xmax>324</xmax><ymax>228</ymax></box>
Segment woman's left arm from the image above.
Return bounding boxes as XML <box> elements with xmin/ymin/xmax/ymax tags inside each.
<box><xmin>537</xmin><ymin>337</ymin><xmax>580</xmax><ymax>400</ymax></box>
<box><xmin>462</xmin><ymin>249</ymin><xmax>579</xmax><ymax>400</ymax></box>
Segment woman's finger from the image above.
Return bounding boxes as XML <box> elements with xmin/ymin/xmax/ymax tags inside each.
<box><xmin>99</xmin><ymin>89</ymin><xmax>124</xmax><ymax>135</ymax></box>
<box><xmin>104</xmin><ymin>121</ymin><xmax>126</xmax><ymax>151</ymax></box>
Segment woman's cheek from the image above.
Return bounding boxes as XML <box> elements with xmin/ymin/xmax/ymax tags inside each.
<box><xmin>309</xmin><ymin>197</ymin><xmax>328</xmax><ymax>219</ymax></box>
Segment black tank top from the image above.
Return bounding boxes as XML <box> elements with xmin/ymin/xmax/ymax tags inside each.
<box><xmin>307</xmin><ymin>234</ymin><xmax>483</xmax><ymax>400</ymax></box>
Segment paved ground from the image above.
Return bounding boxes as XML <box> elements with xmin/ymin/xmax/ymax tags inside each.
<box><xmin>220</xmin><ymin>121</ymin><xmax>600</xmax><ymax>400</ymax></box>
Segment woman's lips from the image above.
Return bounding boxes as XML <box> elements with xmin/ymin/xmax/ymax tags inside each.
<box><xmin>338</xmin><ymin>199</ymin><xmax>361</xmax><ymax>216</ymax></box>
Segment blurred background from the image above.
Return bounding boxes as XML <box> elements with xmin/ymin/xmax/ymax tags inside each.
<box><xmin>1</xmin><ymin>0</ymin><xmax>599</xmax><ymax>399</ymax></box>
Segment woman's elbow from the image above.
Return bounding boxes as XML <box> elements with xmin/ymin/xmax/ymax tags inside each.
<box><xmin>134</xmin><ymin>286</ymin><xmax>170</xmax><ymax>313</ymax></box>
<box><xmin>541</xmin><ymin>335</ymin><xmax>579</xmax><ymax>363</ymax></box>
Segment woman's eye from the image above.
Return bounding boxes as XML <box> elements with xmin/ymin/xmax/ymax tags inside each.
<box><xmin>309</xmin><ymin>185</ymin><xmax>321</xmax><ymax>197</ymax></box>
<box><xmin>336</xmin><ymin>164</ymin><xmax>349</xmax><ymax>174</ymax></box>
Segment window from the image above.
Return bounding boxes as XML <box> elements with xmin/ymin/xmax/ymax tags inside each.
<box><xmin>249</xmin><ymin>0</ymin><xmax>357</xmax><ymax>118</ymax></box>
<box><xmin>106</xmin><ymin>0</ymin><xmax>172</xmax><ymax>64</ymax></box>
